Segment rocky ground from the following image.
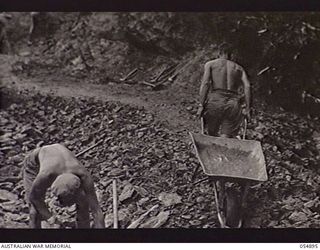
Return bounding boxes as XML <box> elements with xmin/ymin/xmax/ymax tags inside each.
<box><xmin>0</xmin><ymin>87</ymin><xmax>214</xmax><ymax>229</ymax></box>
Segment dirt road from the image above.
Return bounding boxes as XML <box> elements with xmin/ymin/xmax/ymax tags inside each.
<box><xmin>1</xmin><ymin>54</ymin><xmax>199</xmax><ymax>134</ymax></box>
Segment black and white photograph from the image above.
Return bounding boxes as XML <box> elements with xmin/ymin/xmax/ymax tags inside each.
<box><xmin>0</xmin><ymin>12</ymin><xmax>320</xmax><ymax>231</ymax></box>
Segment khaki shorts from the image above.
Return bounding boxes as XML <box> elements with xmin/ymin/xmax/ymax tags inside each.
<box><xmin>203</xmin><ymin>89</ymin><xmax>244</xmax><ymax>137</ymax></box>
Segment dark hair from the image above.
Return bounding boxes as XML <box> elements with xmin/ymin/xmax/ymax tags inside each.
<box><xmin>219</xmin><ymin>42</ymin><xmax>232</xmax><ymax>57</ymax></box>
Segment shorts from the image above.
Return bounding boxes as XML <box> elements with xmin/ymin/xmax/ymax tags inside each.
<box><xmin>203</xmin><ymin>89</ymin><xmax>244</xmax><ymax>137</ymax></box>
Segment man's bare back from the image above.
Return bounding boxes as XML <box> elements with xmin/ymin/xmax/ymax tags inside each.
<box><xmin>203</xmin><ymin>58</ymin><xmax>245</xmax><ymax>92</ymax></box>
<box><xmin>38</xmin><ymin>144</ymin><xmax>83</xmax><ymax>175</ymax></box>
<box><xmin>23</xmin><ymin>144</ymin><xmax>105</xmax><ymax>228</ymax></box>
<box><xmin>198</xmin><ymin>54</ymin><xmax>251</xmax><ymax>123</ymax></box>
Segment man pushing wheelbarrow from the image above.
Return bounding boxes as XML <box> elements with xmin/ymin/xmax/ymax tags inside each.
<box><xmin>192</xmin><ymin>44</ymin><xmax>268</xmax><ymax>228</ymax></box>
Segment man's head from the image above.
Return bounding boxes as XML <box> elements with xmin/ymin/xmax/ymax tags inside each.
<box><xmin>218</xmin><ymin>42</ymin><xmax>232</xmax><ymax>59</ymax></box>
<box><xmin>51</xmin><ymin>173</ymin><xmax>81</xmax><ymax>207</ymax></box>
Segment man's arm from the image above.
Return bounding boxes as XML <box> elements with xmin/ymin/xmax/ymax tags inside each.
<box><xmin>79</xmin><ymin>173</ymin><xmax>105</xmax><ymax>228</ymax></box>
<box><xmin>241</xmin><ymin>70</ymin><xmax>251</xmax><ymax>119</ymax></box>
<box><xmin>199</xmin><ymin>62</ymin><xmax>212</xmax><ymax>106</ymax></box>
<box><xmin>76</xmin><ymin>190</ymin><xmax>90</xmax><ymax>228</ymax></box>
<box><xmin>197</xmin><ymin>62</ymin><xmax>212</xmax><ymax>118</ymax></box>
<box><xmin>29</xmin><ymin>172</ymin><xmax>56</xmax><ymax>222</ymax></box>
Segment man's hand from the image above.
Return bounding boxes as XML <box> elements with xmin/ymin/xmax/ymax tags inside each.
<box><xmin>196</xmin><ymin>105</ymin><xmax>204</xmax><ymax>118</ymax></box>
<box><xmin>37</xmin><ymin>205</ymin><xmax>52</xmax><ymax>221</ymax></box>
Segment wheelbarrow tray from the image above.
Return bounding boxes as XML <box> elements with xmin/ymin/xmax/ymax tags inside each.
<box><xmin>189</xmin><ymin>132</ymin><xmax>268</xmax><ymax>182</ymax></box>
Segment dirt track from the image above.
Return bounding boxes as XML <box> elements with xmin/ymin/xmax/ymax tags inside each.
<box><xmin>1</xmin><ymin>54</ymin><xmax>199</xmax><ymax>133</ymax></box>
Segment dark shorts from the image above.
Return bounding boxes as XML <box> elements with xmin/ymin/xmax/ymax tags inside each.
<box><xmin>23</xmin><ymin>148</ymin><xmax>41</xmax><ymax>202</ymax></box>
<box><xmin>203</xmin><ymin>89</ymin><xmax>244</xmax><ymax>137</ymax></box>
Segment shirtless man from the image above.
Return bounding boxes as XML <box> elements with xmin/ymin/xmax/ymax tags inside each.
<box><xmin>197</xmin><ymin>44</ymin><xmax>251</xmax><ymax>227</ymax></box>
<box><xmin>197</xmin><ymin>45</ymin><xmax>251</xmax><ymax>137</ymax></box>
<box><xmin>23</xmin><ymin>143</ymin><xmax>105</xmax><ymax>228</ymax></box>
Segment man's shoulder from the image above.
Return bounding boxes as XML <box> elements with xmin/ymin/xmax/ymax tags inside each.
<box><xmin>205</xmin><ymin>58</ymin><xmax>226</xmax><ymax>67</ymax></box>
<box><xmin>25</xmin><ymin>147</ymin><xmax>41</xmax><ymax>160</ymax></box>
<box><xmin>225</xmin><ymin>60</ymin><xmax>245</xmax><ymax>72</ymax></box>
<box><xmin>207</xmin><ymin>58</ymin><xmax>225</xmax><ymax>63</ymax></box>
<box><xmin>41</xmin><ymin>143</ymin><xmax>71</xmax><ymax>154</ymax></box>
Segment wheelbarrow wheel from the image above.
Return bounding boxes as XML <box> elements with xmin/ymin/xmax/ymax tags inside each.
<box><xmin>224</xmin><ymin>188</ymin><xmax>242</xmax><ymax>228</ymax></box>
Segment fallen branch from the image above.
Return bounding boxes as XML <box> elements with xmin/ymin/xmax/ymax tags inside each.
<box><xmin>150</xmin><ymin>67</ymin><xmax>167</xmax><ymax>83</ymax></box>
<box><xmin>193</xmin><ymin>176</ymin><xmax>209</xmax><ymax>186</ymax></box>
<box><xmin>75</xmin><ymin>140</ymin><xmax>103</xmax><ymax>158</ymax></box>
<box><xmin>159</xmin><ymin>65</ymin><xmax>178</xmax><ymax>82</ymax></box>
<box><xmin>113</xmin><ymin>179</ymin><xmax>118</xmax><ymax>229</ymax></box>
<box><xmin>302</xmin><ymin>22</ymin><xmax>320</xmax><ymax>31</ymax></box>
<box><xmin>168</xmin><ymin>74</ymin><xmax>178</xmax><ymax>83</ymax></box>
<box><xmin>150</xmin><ymin>65</ymin><xmax>175</xmax><ymax>83</ymax></box>
<box><xmin>120</xmin><ymin>68</ymin><xmax>139</xmax><ymax>82</ymax></box>
<box><xmin>167</xmin><ymin>61</ymin><xmax>193</xmax><ymax>83</ymax></box>
<box><xmin>257</xmin><ymin>29</ymin><xmax>268</xmax><ymax>34</ymax></box>
<box><xmin>141</xmin><ymin>81</ymin><xmax>157</xmax><ymax>88</ymax></box>
<box><xmin>257</xmin><ymin>66</ymin><xmax>271</xmax><ymax>76</ymax></box>
<box><xmin>191</xmin><ymin>164</ymin><xmax>200</xmax><ymax>182</ymax></box>
<box><xmin>127</xmin><ymin>204</ymin><xmax>159</xmax><ymax>229</ymax></box>
<box><xmin>303</xmin><ymin>92</ymin><xmax>320</xmax><ymax>104</ymax></box>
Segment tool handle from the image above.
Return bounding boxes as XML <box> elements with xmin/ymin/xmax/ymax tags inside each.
<box><xmin>112</xmin><ymin>179</ymin><xmax>118</xmax><ymax>229</ymax></box>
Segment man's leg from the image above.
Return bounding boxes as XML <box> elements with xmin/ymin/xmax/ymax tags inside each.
<box><xmin>203</xmin><ymin>100</ymin><xmax>227</xmax><ymax>225</ymax></box>
<box><xmin>76</xmin><ymin>191</ymin><xmax>90</xmax><ymax>228</ymax></box>
<box><xmin>29</xmin><ymin>204</ymin><xmax>41</xmax><ymax>228</ymax></box>
<box><xmin>23</xmin><ymin>168</ymin><xmax>42</xmax><ymax>228</ymax></box>
<box><xmin>23</xmin><ymin>149</ymin><xmax>42</xmax><ymax>228</ymax></box>
<box><xmin>221</xmin><ymin>97</ymin><xmax>243</xmax><ymax>137</ymax></box>
<box><xmin>203</xmin><ymin>112</ymin><xmax>220</xmax><ymax>136</ymax></box>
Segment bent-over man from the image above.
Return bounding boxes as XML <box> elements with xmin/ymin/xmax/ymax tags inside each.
<box><xmin>23</xmin><ymin>143</ymin><xmax>105</xmax><ymax>228</ymax></box>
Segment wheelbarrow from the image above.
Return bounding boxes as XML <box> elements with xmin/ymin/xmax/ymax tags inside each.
<box><xmin>189</xmin><ymin>119</ymin><xmax>268</xmax><ymax>228</ymax></box>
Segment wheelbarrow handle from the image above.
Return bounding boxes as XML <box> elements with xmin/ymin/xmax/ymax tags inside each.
<box><xmin>190</xmin><ymin>117</ymin><xmax>205</xmax><ymax>182</ymax></box>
